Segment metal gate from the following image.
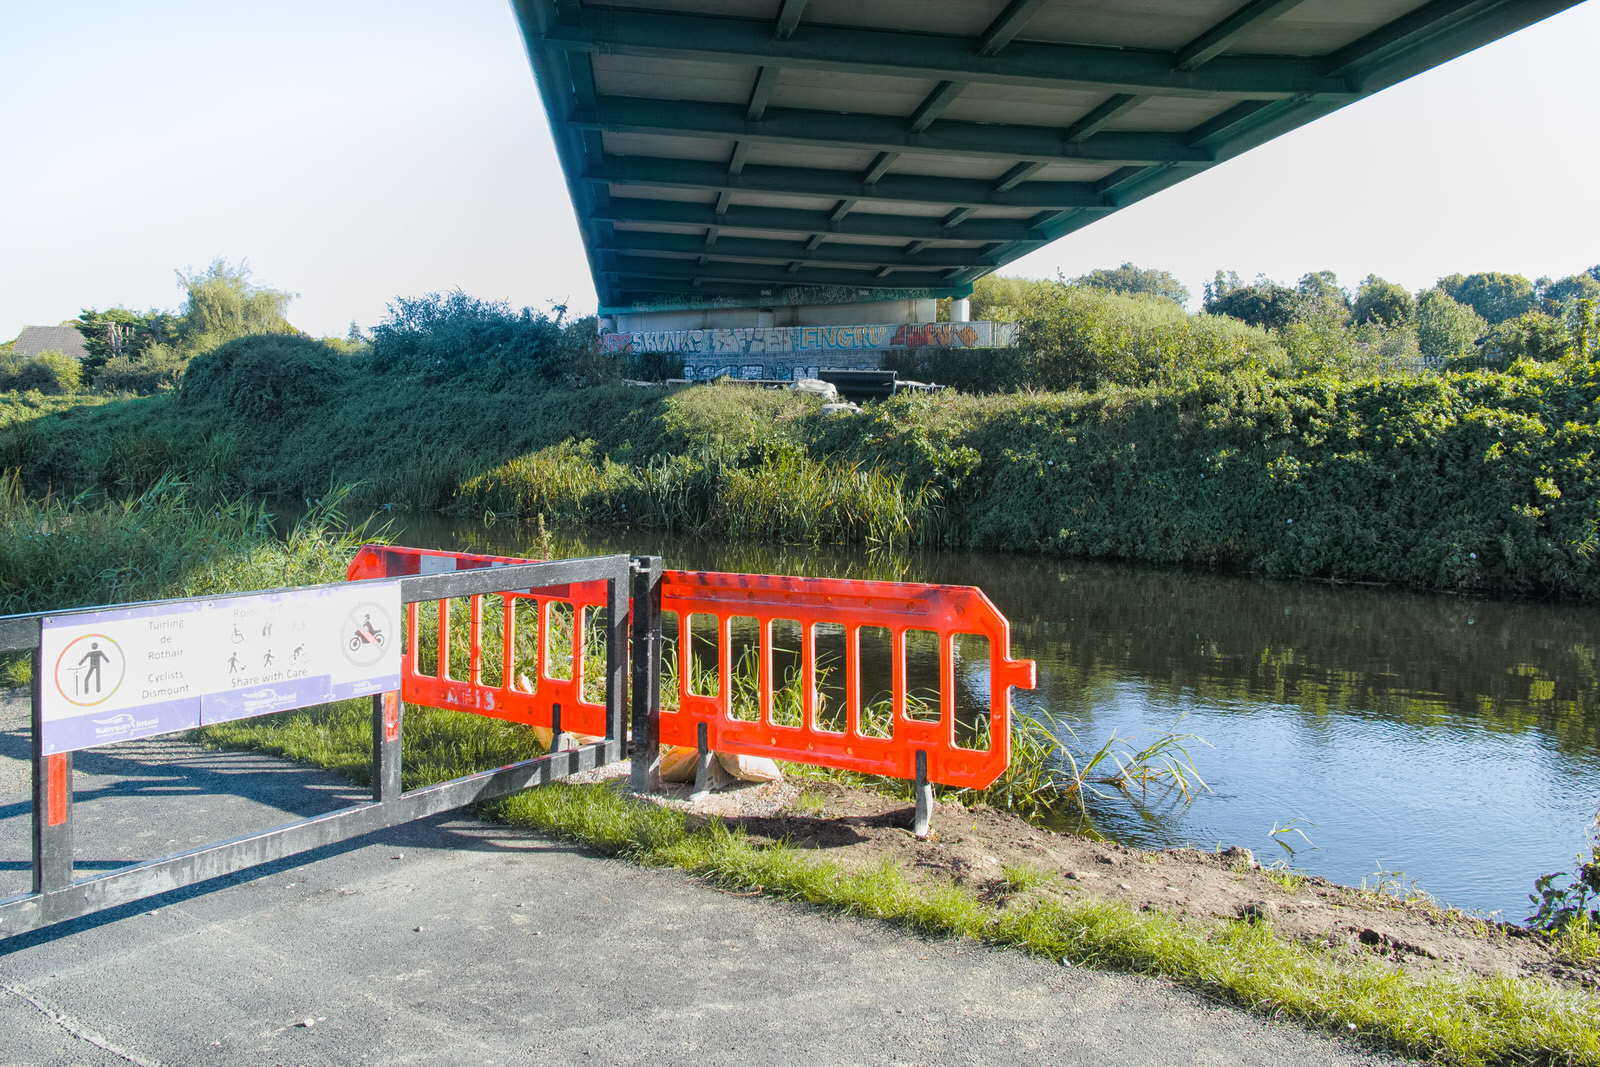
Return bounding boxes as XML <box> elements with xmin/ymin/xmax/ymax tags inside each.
<box><xmin>0</xmin><ymin>555</ymin><xmax>632</xmax><ymax>939</ymax></box>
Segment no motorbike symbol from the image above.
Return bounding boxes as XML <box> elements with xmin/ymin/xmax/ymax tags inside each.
<box><xmin>54</xmin><ymin>633</ymin><xmax>127</xmax><ymax>707</ymax></box>
<box><xmin>342</xmin><ymin>601</ymin><xmax>393</xmax><ymax>668</ymax></box>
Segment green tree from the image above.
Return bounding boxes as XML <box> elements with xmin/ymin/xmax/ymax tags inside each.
<box><xmin>1414</xmin><ymin>288</ymin><xmax>1487</xmax><ymax>361</ymax></box>
<box><xmin>1203</xmin><ymin>271</ymin><xmax>1297</xmax><ymax>331</ymax></box>
<box><xmin>75</xmin><ymin>307</ymin><xmax>182</xmax><ymax>375</ymax></box>
<box><xmin>1436</xmin><ymin>272</ymin><xmax>1536</xmax><ymax>326</ymax></box>
<box><xmin>1541</xmin><ymin>272</ymin><xmax>1600</xmax><ymax>312</ymax></box>
<box><xmin>1070</xmin><ymin>261</ymin><xmax>1190</xmax><ymax>305</ymax></box>
<box><xmin>1486</xmin><ymin>311</ymin><xmax>1571</xmax><ymax>364</ymax></box>
<box><xmin>968</xmin><ymin>274</ymin><xmax>1055</xmax><ymax>321</ymax></box>
<box><xmin>1351</xmin><ymin>274</ymin><xmax>1415</xmax><ymax>327</ymax></box>
<box><xmin>1293</xmin><ymin>271</ymin><xmax>1350</xmax><ymax>324</ymax></box>
<box><xmin>176</xmin><ymin>259</ymin><xmax>298</xmax><ymax>354</ymax></box>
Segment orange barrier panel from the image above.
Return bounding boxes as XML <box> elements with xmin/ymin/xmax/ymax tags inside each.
<box><xmin>347</xmin><ymin>544</ymin><xmax>613</xmax><ymax>738</ymax></box>
<box><xmin>659</xmin><ymin>569</ymin><xmax>1034</xmax><ymax>788</ymax></box>
<box><xmin>347</xmin><ymin>545</ymin><xmax>1036</xmax><ymax>789</ymax></box>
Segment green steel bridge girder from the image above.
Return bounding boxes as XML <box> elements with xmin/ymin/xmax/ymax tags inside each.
<box><xmin>513</xmin><ymin>0</ymin><xmax>1587</xmax><ymax>316</ymax></box>
<box><xmin>578</xmin><ymin>156</ymin><xmax>1140</xmax><ymax>211</ymax></box>
<box><xmin>541</xmin><ymin>12</ymin><xmax>1359</xmax><ymax>99</ymax></box>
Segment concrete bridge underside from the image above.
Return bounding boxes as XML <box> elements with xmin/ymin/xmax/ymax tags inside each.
<box><xmin>513</xmin><ymin>0</ymin><xmax>1581</xmax><ymax>377</ymax></box>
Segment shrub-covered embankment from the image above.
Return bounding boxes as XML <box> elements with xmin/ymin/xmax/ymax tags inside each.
<box><xmin>8</xmin><ymin>332</ymin><xmax>1600</xmax><ymax>600</ymax></box>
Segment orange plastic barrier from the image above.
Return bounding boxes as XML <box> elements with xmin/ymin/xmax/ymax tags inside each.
<box><xmin>347</xmin><ymin>545</ymin><xmax>1036</xmax><ymax>788</ymax></box>
<box><xmin>659</xmin><ymin>569</ymin><xmax>1034</xmax><ymax>788</ymax></box>
<box><xmin>346</xmin><ymin>544</ymin><xmax>614</xmax><ymax>738</ymax></box>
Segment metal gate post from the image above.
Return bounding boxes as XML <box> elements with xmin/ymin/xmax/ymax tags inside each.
<box><xmin>607</xmin><ymin>566</ymin><xmax>630</xmax><ymax>744</ymax></box>
<box><xmin>30</xmin><ymin>647</ymin><xmax>74</xmax><ymax>906</ymax></box>
<box><xmin>372</xmin><ymin>690</ymin><xmax>402</xmax><ymax>802</ymax></box>
<box><xmin>629</xmin><ymin>556</ymin><xmax>663</xmax><ymax>793</ymax></box>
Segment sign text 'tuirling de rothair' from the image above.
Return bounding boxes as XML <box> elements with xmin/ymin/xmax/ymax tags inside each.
<box><xmin>38</xmin><ymin>582</ymin><xmax>402</xmax><ymax>754</ymax></box>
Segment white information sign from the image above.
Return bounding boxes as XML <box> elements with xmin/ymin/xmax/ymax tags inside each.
<box><xmin>39</xmin><ymin>581</ymin><xmax>402</xmax><ymax>754</ymax></box>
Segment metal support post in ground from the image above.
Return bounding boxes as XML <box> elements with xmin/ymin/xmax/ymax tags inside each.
<box><xmin>32</xmin><ymin>647</ymin><xmax>74</xmax><ymax>911</ymax></box>
<box><xmin>692</xmin><ymin>722</ymin><xmax>734</xmax><ymax>797</ymax></box>
<box><xmin>607</xmin><ymin>566</ymin><xmax>630</xmax><ymax>745</ymax></box>
<box><xmin>913</xmin><ymin>750</ymin><xmax>934</xmax><ymax>839</ymax></box>
<box><xmin>372</xmin><ymin>690</ymin><xmax>402</xmax><ymax>802</ymax></box>
<box><xmin>630</xmin><ymin>556</ymin><xmax>663</xmax><ymax>793</ymax></box>
<box><xmin>549</xmin><ymin>703</ymin><xmax>566</xmax><ymax>753</ymax></box>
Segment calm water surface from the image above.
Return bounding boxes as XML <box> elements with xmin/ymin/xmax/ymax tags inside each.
<box><xmin>388</xmin><ymin>515</ymin><xmax>1600</xmax><ymax>919</ymax></box>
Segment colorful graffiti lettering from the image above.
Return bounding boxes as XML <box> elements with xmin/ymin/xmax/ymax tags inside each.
<box><xmin>798</xmin><ymin>325</ymin><xmax>890</xmax><ymax>350</ymax></box>
<box><xmin>891</xmin><ymin>323</ymin><xmax>978</xmax><ymax>349</ymax></box>
<box><xmin>599</xmin><ymin>321</ymin><xmax>1016</xmax><ymax>358</ymax></box>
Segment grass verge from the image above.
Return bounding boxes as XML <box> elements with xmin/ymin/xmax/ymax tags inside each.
<box><xmin>492</xmin><ymin>782</ymin><xmax>1599</xmax><ymax>1067</ymax></box>
<box><xmin>202</xmin><ymin>703</ymin><xmax>1600</xmax><ymax>1067</ymax></box>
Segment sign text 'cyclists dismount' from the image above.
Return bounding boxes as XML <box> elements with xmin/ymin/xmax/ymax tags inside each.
<box><xmin>38</xmin><ymin>581</ymin><xmax>402</xmax><ymax>753</ymax></box>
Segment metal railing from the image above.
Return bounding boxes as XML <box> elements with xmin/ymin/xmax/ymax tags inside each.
<box><xmin>346</xmin><ymin>545</ymin><xmax>1037</xmax><ymax>829</ymax></box>
<box><xmin>0</xmin><ymin>555</ymin><xmax>631</xmax><ymax>939</ymax></box>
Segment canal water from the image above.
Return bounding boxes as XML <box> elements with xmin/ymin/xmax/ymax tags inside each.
<box><xmin>385</xmin><ymin>515</ymin><xmax>1600</xmax><ymax>920</ymax></box>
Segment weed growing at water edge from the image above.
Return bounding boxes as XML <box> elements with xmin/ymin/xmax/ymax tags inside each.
<box><xmin>1261</xmin><ymin>816</ymin><xmax>1319</xmax><ymax>888</ymax></box>
<box><xmin>1529</xmin><ymin>807</ymin><xmax>1600</xmax><ymax>932</ymax></box>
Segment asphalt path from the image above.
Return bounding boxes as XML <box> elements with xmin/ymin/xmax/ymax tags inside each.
<box><xmin>0</xmin><ymin>691</ymin><xmax>1398</xmax><ymax>1066</ymax></box>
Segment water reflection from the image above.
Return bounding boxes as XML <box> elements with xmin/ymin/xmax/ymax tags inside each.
<box><xmin>385</xmin><ymin>515</ymin><xmax>1600</xmax><ymax>918</ymax></box>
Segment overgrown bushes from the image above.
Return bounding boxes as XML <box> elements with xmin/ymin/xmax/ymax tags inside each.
<box><xmin>0</xmin><ymin>349</ymin><xmax>81</xmax><ymax>394</ymax></box>
<box><xmin>367</xmin><ymin>290</ymin><xmax>609</xmax><ymax>386</ymax></box>
<box><xmin>181</xmin><ymin>334</ymin><xmax>359</xmax><ymax>420</ymax></box>
<box><xmin>1017</xmin><ymin>287</ymin><xmax>1285</xmax><ymax>389</ymax></box>
<box><xmin>11</xmin><ymin>352</ymin><xmax>1600</xmax><ymax>600</ymax></box>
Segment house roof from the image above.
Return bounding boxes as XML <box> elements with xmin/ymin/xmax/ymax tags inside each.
<box><xmin>11</xmin><ymin>325</ymin><xmax>91</xmax><ymax>362</ymax></box>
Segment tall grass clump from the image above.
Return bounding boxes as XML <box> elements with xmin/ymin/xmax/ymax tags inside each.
<box><xmin>455</xmin><ymin>440</ymin><xmax>640</xmax><ymax>523</ymax></box>
<box><xmin>0</xmin><ymin>473</ymin><xmax>372</xmax><ymax>616</ymax></box>
<box><xmin>718</xmin><ymin>449</ymin><xmax>938</xmax><ymax>547</ymax></box>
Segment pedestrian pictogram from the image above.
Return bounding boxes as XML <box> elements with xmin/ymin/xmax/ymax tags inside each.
<box><xmin>53</xmin><ymin>634</ymin><xmax>126</xmax><ymax>707</ymax></box>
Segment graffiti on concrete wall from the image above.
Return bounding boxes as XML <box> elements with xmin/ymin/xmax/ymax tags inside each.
<box><xmin>600</xmin><ymin>321</ymin><xmax>1016</xmax><ymax>357</ymax></box>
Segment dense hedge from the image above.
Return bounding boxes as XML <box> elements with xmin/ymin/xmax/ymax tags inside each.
<box><xmin>9</xmin><ymin>355</ymin><xmax>1600</xmax><ymax>599</ymax></box>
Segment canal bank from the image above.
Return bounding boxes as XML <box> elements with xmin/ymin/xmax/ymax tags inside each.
<box><xmin>387</xmin><ymin>515</ymin><xmax>1600</xmax><ymax>922</ymax></box>
<box><xmin>0</xmin><ymin>683</ymin><xmax>1399</xmax><ymax>1067</ymax></box>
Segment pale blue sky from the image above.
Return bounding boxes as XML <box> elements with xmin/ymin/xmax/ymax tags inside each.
<box><xmin>2</xmin><ymin>1</ymin><xmax>1596</xmax><ymax>341</ymax></box>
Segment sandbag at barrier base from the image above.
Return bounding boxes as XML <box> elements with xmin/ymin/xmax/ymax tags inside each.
<box><xmin>532</xmin><ymin>725</ymin><xmax>606</xmax><ymax>750</ymax></box>
<box><xmin>660</xmin><ymin>745</ymin><xmax>782</xmax><ymax>785</ymax></box>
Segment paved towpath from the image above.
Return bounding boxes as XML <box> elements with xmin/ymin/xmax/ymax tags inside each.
<box><xmin>0</xmin><ymin>691</ymin><xmax>1397</xmax><ymax>1066</ymax></box>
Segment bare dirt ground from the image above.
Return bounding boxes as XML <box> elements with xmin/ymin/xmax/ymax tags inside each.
<box><xmin>638</xmin><ymin>772</ymin><xmax>1594</xmax><ymax>994</ymax></box>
